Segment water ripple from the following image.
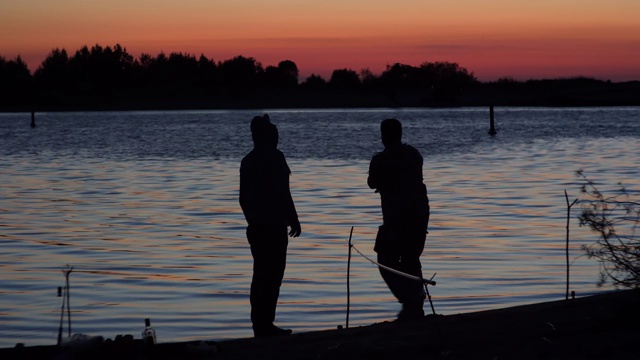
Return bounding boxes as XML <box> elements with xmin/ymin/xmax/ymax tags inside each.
<box><xmin>0</xmin><ymin>108</ymin><xmax>638</xmax><ymax>347</ymax></box>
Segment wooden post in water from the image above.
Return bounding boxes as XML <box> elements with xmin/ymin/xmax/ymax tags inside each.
<box><xmin>30</xmin><ymin>111</ymin><xmax>36</xmax><ymax>128</ymax></box>
<box><xmin>488</xmin><ymin>106</ymin><xmax>496</xmax><ymax>135</ymax></box>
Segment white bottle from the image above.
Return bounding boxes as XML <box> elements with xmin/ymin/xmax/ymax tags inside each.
<box><xmin>142</xmin><ymin>318</ymin><xmax>157</xmax><ymax>344</ymax></box>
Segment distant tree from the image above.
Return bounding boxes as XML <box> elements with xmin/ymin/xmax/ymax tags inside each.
<box><xmin>527</xmin><ymin>77</ymin><xmax>604</xmax><ymax>90</ymax></box>
<box><xmin>66</xmin><ymin>44</ymin><xmax>135</xmax><ymax>95</ymax></box>
<box><xmin>380</xmin><ymin>63</ymin><xmax>421</xmax><ymax>88</ymax></box>
<box><xmin>418</xmin><ymin>61</ymin><xmax>477</xmax><ymax>103</ymax></box>
<box><xmin>143</xmin><ymin>52</ymin><xmax>170</xmax><ymax>87</ymax></box>
<box><xmin>195</xmin><ymin>54</ymin><xmax>218</xmax><ymax>92</ymax></box>
<box><xmin>359</xmin><ymin>67</ymin><xmax>378</xmax><ymax>89</ymax></box>
<box><xmin>300</xmin><ymin>74</ymin><xmax>327</xmax><ymax>91</ymax></box>
<box><xmin>492</xmin><ymin>77</ymin><xmax>524</xmax><ymax>90</ymax></box>
<box><xmin>419</xmin><ymin>61</ymin><xmax>476</xmax><ymax>85</ymax></box>
<box><xmin>263</xmin><ymin>66</ymin><xmax>283</xmax><ymax>89</ymax></box>
<box><xmin>0</xmin><ymin>55</ymin><xmax>34</xmax><ymax>108</ymax></box>
<box><xmin>0</xmin><ymin>55</ymin><xmax>32</xmax><ymax>83</ymax></box>
<box><xmin>130</xmin><ymin>52</ymin><xmax>151</xmax><ymax>88</ymax></box>
<box><xmin>577</xmin><ymin>170</ymin><xmax>640</xmax><ymax>288</ymax></box>
<box><xmin>166</xmin><ymin>52</ymin><xmax>199</xmax><ymax>90</ymax></box>
<box><xmin>218</xmin><ymin>55</ymin><xmax>264</xmax><ymax>94</ymax></box>
<box><xmin>496</xmin><ymin>77</ymin><xmax>519</xmax><ymax>84</ymax></box>
<box><xmin>109</xmin><ymin>44</ymin><xmax>135</xmax><ymax>87</ymax></box>
<box><xmin>278</xmin><ymin>60</ymin><xmax>299</xmax><ymax>87</ymax></box>
<box><xmin>329</xmin><ymin>68</ymin><xmax>360</xmax><ymax>90</ymax></box>
<box><xmin>34</xmin><ymin>48</ymin><xmax>70</xmax><ymax>91</ymax></box>
<box><xmin>263</xmin><ymin>60</ymin><xmax>298</xmax><ymax>89</ymax></box>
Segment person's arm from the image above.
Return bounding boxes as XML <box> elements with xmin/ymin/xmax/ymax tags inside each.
<box><xmin>280</xmin><ymin>154</ymin><xmax>301</xmax><ymax>237</ymax></box>
<box><xmin>367</xmin><ymin>153</ymin><xmax>383</xmax><ymax>191</ymax></box>
<box><xmin>239</xmin><ymin>160</ymin><xmax>255</xmax><ymax>224</ymax></box>
<box><xmin>285</xmin><ymin>173</ymin><xmax>301</xmax><ymax>237</ymax></box>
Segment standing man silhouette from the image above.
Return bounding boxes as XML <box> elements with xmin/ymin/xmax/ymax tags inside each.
<box><xmin>368</xmin><ymin>118</ymin><xmax>430</xmax><ymax>321</ymax></box>
<box><xmin>240</xmin><ymin>114</ymin><xmax>301</xmax><ymax>337</ymax></box>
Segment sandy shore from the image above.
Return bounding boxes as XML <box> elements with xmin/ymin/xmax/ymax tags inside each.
<box><xmin>3</xmin><ymin>289</ymin><xmax>639</xmax><ymax>359</ymax></box>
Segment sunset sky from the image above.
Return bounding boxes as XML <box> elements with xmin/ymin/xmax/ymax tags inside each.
<box><xmin>2</xmin><ymin>0</ymin><xmax>639</xmax><ymax>82</ymax></box>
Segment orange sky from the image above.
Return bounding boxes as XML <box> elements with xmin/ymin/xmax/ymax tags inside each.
<box><xmin>1</xmin><ymin>1</ymin><xmax>639</xmax><ymax>81</ymax></box>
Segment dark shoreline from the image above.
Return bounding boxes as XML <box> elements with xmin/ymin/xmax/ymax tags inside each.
<box><xmin>3</xmin><ymin>289</ymin><xmax>638</xmax><ymax>360</ymax></box>
<box><xmin>3</xmin><ymin>80</ymin><xmax>640</xmax><ymax>113</ymax></box>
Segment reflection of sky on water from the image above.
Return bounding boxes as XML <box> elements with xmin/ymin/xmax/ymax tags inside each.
<box><xmin>1</xmin><ymin>108</ymin><xmax>639</xmax><ymax>347</ymax></box>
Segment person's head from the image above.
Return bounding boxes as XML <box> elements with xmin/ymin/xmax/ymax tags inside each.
<box><xmin>380</xmin><ymin>118</ymin><xmax>402</xmax><ymax>147</ymax></box>
<box><xmin>251</xmin><ymin>114</ymin><xmax>278</xmax><ymax>148</ymax></box>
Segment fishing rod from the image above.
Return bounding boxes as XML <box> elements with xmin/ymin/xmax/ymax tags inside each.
<box><xmin>345</xmin><ymin>228</ymin><xmax>438</xmax><ymax>330</ymax></box>
<box><xmin>351</xmin><ymin>244</ymin><xmax>436</xmax><ymax>286</ymax></box>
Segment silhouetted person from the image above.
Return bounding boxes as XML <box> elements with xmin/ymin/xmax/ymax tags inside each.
<box><xmin>368</xmin><ymin>118</ymin><xmax>430</xmax><ymax>321</ymax></box>
<box><xmin>239</xmin><ymin>114</ymin><xmax>301</xmax><ymax>337</ymax></box>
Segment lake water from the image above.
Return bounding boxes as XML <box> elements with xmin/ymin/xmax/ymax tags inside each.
<box><xmin>1</xmin><ymin>107</ymin><xmax>639</xmax><ymax>348</ymax></box>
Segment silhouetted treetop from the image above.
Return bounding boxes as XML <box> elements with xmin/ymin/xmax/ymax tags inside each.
<box><xmin>300</xmin><ymin>74</ymin><xmax>327</xmax><ymax>91</ymax></box>
<box><xmin>264</xmin><ymin>60</ymin><xmax>299</xmax><ymax>89</ymax></box>
<box><xmin>0</xmin><ymin>55</ymin><xmax>33</xmax><ymax>106</ymax></box>
<box><xmin>1</xmin><ymin>42</ymin><xmax>636</xmax><ymax>110</ymax></box>
<box><xmin>330</xmin><ymin>68</ymin><xmax>360</xmax><ymax>89</ymax></box>
<box><xmin>218</xmin><ymin>56</ymin><xmax>264</xmax><ymax>92</ymax></box>
<box><xmin>380</xmin><ymin>61</ymin><xmax>477</xmax><ymax>89</ymax></box>
<box><xmin>34</xmin><ymin>49</ymin><xmax>69</xmax><ymax>89</ymax></box>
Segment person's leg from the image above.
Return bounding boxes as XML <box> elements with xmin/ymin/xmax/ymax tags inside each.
<box><xmin>376</xmin><ymin>224</ymin><xmax>420</xmax><ymax>302</ymax></box>
<box><xmin>396</xmin><ymin>225</ymin><xmax>428</xmax><ymax>320</ymax></box>
<box><xmin>376</xmin><ymin>225</ymin><xmax>408</xmax><ymax>302</ymax></box>
<box><xmin>377</xmin><ymin>250</ymin><xmax>405</xmax><ymax>301</ymax></box>
<box><xmin>248</xmin><ymin>224</ymin><xmax>289</xmax><ymax>335</ymax></box>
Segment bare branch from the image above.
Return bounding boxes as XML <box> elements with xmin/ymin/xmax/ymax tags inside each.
<box><xmin>577</xmin><ymin>171</ymin><xmax>639</xmax><ymax>288</ymax></box>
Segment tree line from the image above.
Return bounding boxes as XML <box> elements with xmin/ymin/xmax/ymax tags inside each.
<box><xmin>1</xmin><ymin>43</ymin><xmax>638</xmax><ymax>111</ymax></box>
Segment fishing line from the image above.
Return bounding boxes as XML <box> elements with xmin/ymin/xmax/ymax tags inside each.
<box><xmin>351</xmin><ymin>244</ymin><xmax>436</xmax><ymax>286</ymax></box>
<box><xmin>345</xmin><ymin>228</ymin><xmax>438</xmax><ymax>333</ymax></box>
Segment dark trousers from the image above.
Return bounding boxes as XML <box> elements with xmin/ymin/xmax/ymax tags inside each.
<box><xmin>247</xmin><ymin>224</ymin><xmax>288</xmax><ymax>328</ymax></box>
<box><xmin>375</xmin><ymin>224</ymin><xmax>427</xmax><ymax>305</ymax></box>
